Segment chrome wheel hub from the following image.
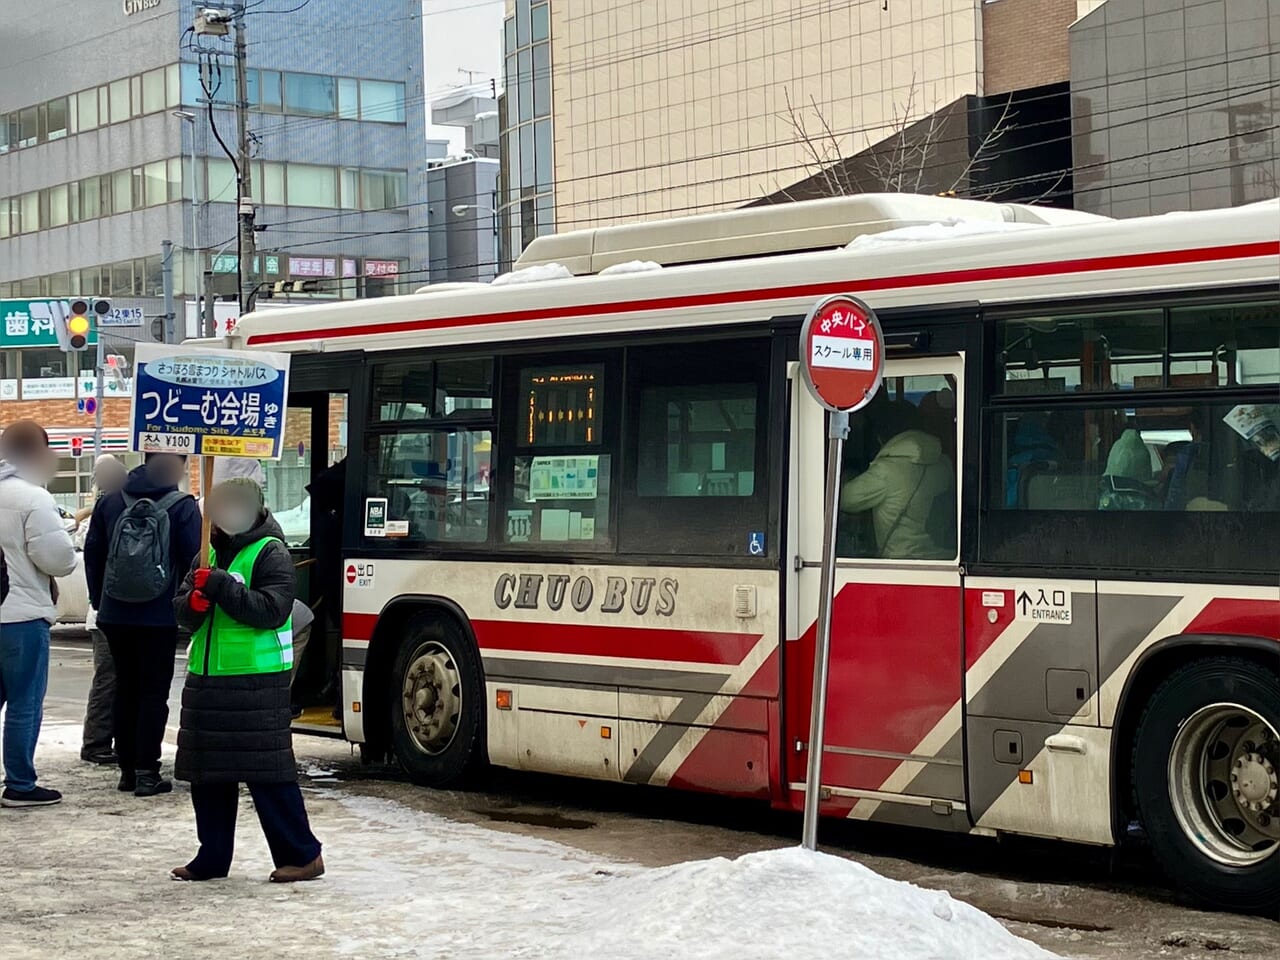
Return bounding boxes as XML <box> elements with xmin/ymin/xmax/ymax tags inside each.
<box><xmin>1169</xmin><ymin>703</ymin><xmax>1280</xmax><ymax>867</ymax></box>
<box><xmin>401</xmin><ymin>641</ymin><xmax>462</xmax><ymax>756</ymax></box>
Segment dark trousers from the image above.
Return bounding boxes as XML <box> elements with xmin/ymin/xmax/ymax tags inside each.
<box><xmin>188</xmin><ymin>781</ymin><xmax>322</xmax><ymax>878</ymax></box>
<box><xmin>81</xmin><ymin>628</ymin><xmax>116</xmax><ymax>757</ymax></box>
<box><xmin>103</xmin><ymin>625</ymin><xmax>178</xmax><ymax>775</ymax></box>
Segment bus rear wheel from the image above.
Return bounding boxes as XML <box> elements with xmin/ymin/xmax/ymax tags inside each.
<box><xmin>388</xmin><ymin>614</ymin><xmax>485</xmax><ymax>787</ymax></box>
<box><xmin>1132</xmin><ymin>656</ymin><xmax>1280</xmax><ymax>911</ymax></box>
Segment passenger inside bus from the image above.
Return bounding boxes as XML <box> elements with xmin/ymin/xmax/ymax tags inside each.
<box><xmin>839</xmin><ymin>399</ymin><xmax>957</xmax><ymax>561</ymax></box>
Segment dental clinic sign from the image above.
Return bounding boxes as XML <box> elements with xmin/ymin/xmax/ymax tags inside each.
<box><xmin>123</xmin><ymin>0</ymin><xmax>161</xmax><ymax>14</ymax></box>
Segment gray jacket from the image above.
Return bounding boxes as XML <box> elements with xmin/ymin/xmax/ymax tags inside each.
<box><xmin>0</xmin><ymin>461</ymin><xmax>77</xmax><ymax>624</ymax></box>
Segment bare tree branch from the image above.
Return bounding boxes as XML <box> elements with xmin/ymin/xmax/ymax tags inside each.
<box><xmin>776</xmin><ymin>77</ymin><xmax>1019</xmax><ymax>200</ymax></box>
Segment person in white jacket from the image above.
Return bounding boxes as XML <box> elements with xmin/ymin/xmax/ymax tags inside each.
<box><xmin>0</xmin><ymin>420</ymin><xmax>78</xmax><ymax>808</ymax></box>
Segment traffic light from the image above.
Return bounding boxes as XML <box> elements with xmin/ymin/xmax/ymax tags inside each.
<box><xmin>65</xmin><ymin>299</ymin><xmax>93</xmax><ymax>351</ymax></box>
<box><xmin>55</xmin><ymin>298</ymin><xmax>111</xmax><ymax>352</ymax></box>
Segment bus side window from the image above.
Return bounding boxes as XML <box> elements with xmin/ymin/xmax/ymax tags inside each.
<box><xmin>836</xmin><ymin>376</ymin><xmax>958</xmax><ymax>562</ymax></box>
<box><xmin>364</xmin><ymin>355</ymin><xmax>495</xmax><ymax>545</ymax></box>
<box><xmin>501</xmin><ymin>357</ymin><xmax>615</xmax><ymax>549</ymax></box>
<box><xmin>619</xmin><ymin>337</ymin><xmax>770</xmax><ymax>557</ymax></box>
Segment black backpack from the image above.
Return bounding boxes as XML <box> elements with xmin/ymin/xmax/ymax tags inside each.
<box><xmin>103</xmin><ymin>491</ymin><xmax>187</xmax><ymax>603</ymax></box>
<box><xmin>1</xmin><ymin>547</ymin><xmax>8</xmax><ymax>605</ymax></box>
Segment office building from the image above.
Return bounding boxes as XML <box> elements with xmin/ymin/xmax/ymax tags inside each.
<box><xmin>0</xmin><ymin>0</ymin><xmax>426</xmax><ymax>500</ymax></box>
<box><xmin>1070</xmin><ymin>0</ymin><xmax>1280</xmax><ymax>217</ymax></box>
<box><xmin>498</xmin><ymin>0</ymin><xmax>1106</xmax><ymax>264</ymax></box>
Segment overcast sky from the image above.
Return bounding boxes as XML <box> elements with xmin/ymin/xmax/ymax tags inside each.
<box><xmin>422</xmin><ymin>0</ymin><xmax>505</xmax><ymax>152</ymax></box>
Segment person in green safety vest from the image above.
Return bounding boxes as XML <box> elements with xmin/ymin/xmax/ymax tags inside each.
<box><xmin>170</xmin><ymin>476</ymin><xmax>324</xmax><ymax>883</ymax></box>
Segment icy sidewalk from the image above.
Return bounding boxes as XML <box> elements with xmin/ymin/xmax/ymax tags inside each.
<box><xmin>0</xmin><ymin>726</ymin><xmax>1055</xmax><ymax>960</ymax></box>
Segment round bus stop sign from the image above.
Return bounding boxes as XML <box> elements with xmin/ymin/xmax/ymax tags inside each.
<box><xmin>799</xmin><ymin>294</ymin><xmax>885</xmax><ymax>413</ymax></box>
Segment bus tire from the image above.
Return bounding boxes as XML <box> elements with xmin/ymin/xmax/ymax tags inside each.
<box><xmin>387</xmin><ymin>613</ymin><xmax>485</xmax><ymax>787</ymax></box>
<box><xmin>1131</xmin><ymin>656</ymin><xmax>1280</xmax><ymax>911</ymax></box>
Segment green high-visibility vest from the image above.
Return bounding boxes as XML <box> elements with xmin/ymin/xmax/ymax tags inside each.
<box><xmin>188</xmin><ymin>536</ymin><xmax>293</xmax><ymax>677</ymax></box>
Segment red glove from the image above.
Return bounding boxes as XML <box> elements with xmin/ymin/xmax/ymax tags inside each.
<box><xmin>193</xmin><ymin>568</ymin><xmax>211</xmax><ymax>589</ymax></box>
<box><xmin>189</xmin><ymin>590</ymin><xmax>211</xmax><ymax>614</ymax></box>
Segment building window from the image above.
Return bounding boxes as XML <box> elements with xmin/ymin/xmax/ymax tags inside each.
<box><xmin>109</xmin><ymin>79</ymin><xmax>130</xmax><ymax>124</ymax></box>
<box><xmin>47</xmin><ymin>184</ymin><xmax>69</xmax><ymax>228</ymax></box>
<box><xmin>532</xmin><ymin>43</ymin><xmax>550</xmax><ymax>118</ymax></box>
<box><xmin>18</xmin><ymin>107</ymin><xmax>38</xmax><ymax>148</ymax></box>
<box><xmin>286</xmin><ymin>164</ymin><xmax>338</xmax><ymax>208</ymax></box>
<box><xmin>359</xmin><ymin>80</ymin><xmax>405</xmax><ymax>123</ymax></box>
<box><xmin>77</xmin><ymin>88</ymin><xmax>99</xmax><ymax>131</ymax></box>
<box><xmin>337</xmin><ymin>78</ymin><xmax>359</xmax><ymax>119</ymax></box>
<box><xmin>141</xmin><ymin>68</ymin><xmax>167</xmax><ymax>115</ymax></box>
<box><xmin>144</xmin><ymin>160</ymin><xmax>168</xmax><ymax>207</ymax></box>
<box><xmin>259</xmin><ymin>70</ymin><xmax>283</xmax><ymax>112</ymax></box>
<box><xmin>284</xmin><ymin>72</ymin><xmax>336</xmax><ymax>117</ymax></box>
<box><xmin>361</xmin><ymin>170</ymin><xmax>407</xmax><ymax>211</ymax></box>
<box><xmin>46</xmin><ymin>98</ymin><xmax>70</xmax><ymax>140</ymax></box>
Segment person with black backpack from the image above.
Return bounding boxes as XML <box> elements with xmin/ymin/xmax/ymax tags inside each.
<box><xmin>84</xmin><ymin>453</ymin><xmax>201</xmax><ymax>797</ymax></box>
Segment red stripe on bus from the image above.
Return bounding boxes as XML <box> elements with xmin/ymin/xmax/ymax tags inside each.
<box><xmin>471</xmin><ymin>620</ymin><xmax>761</xmax><ymax>666</ymax></box>
<box><xmin>1184</xmin><ymin>598</ymin><xmax>1280</xmax><ymax>641</ymax></box>
<box><xmin>343</xmin><ymin>613</ymin><xmax>762</xmax><ymax>665</ymax></box>
<box><xmin>246</xmin><ymin>241</ymin><xmax>1278</xmax><ymax>346</ymax></box>
<box><xmin>344</xmin><ymin>613</ymin><xmax>379</xmax><ymax>642</ymax></box>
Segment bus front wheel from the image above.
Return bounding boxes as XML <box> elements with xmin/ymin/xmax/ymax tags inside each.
<box><xmin>1132</xmin><ymin>656</ymin><xmax>1280</xmax><ymax>911</ymax></box>
<box><xmin>387</xmin><ymin>614</ymin><xmax>485</xmax><ymax>787</ymax></box>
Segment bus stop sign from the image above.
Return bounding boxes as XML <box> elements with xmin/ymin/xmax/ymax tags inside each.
<box><xmin>800</xmin><ymin>294</ymin><xmax>885</xmax><ymax>413</ymax></box>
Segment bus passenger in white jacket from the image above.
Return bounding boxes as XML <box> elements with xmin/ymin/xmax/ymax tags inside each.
<box><xmin>0</xmin><ymin>421</ymin><xmax>78</xmax><ymax>808</ymax></box>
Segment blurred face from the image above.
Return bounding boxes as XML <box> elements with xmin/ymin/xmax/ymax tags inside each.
<box><xmin>93</xmin><ymin>461</ymin><xmax>127</xmax><ymax>495</ymax></box>
<box><xmin>15</xmin><ymin>446</ymin><xmax>58</xmax><ymax>486</ymax></box>
<box><xmin>207</xmin><ymin>486</ymin><xmax>260</xmax><ymax>536</ymax></box>
<box><xmin>145</xmin><ymin>454</ymin><xmax>186</xmax><ymax>487</ymax></box>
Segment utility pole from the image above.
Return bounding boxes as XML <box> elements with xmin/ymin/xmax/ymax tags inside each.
<box><xmin>162</xmin><ymin>240</ymin><xmax>176</xmax><ymax>343</ymax></box>
<box><xmin>93</xmin><ymin>327</ymin><xmax>105</xmax><ymax>458</ymax></box>
<box><xmin>234</xmin><ymin>4</ymin><xmax>256</xmax><ymax>316</ymax></box>
<box><xmin>203</xmin><ymin>270</ymin><xmax>216</xmax><ymax>337</ymax></box>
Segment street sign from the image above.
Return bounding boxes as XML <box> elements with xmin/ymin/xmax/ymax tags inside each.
<box><xmin>799</xmin><ymin>294</ymin><xmax>885</xmax><ymax>413</ymax></box>
<box><xmin>797</xmin><ymin>293</ymin><xmax>886</xmax><ymax>853</ymax></box>
<box><xmin>99</xmin><ymin>306</ymin><xmax>144</xmax><ymax>327</ymax></box>
<box><xmin>129</xmin><ymin>343</ymin><xmax>291</xmax><ymax>459</ymax></box>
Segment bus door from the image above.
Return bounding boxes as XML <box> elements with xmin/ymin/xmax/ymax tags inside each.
<box><xmin>786</xmin><ymin>353</ymin><xmax>967</xmax><ymax>830</ymax></box>
<box><xmin>278</xmin><ymin>379</ymin><xmax>352</xmax><ymax>735</ymax></box>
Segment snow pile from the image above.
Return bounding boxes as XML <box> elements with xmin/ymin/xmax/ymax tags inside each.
<box><xmin>555</xmin><ymin>847</ymin><xmax>1054</xmax><ymax>960</ymax></box>
<box><xmin>846</xmin><ymin>217</ymin><xmax>1045</xmax><ymax>250</ymax></box>
<box><xmin>599</xmin><ymin>259</ymin><xmax>663</xmax><ymax>276</ymax></box>
<box><xmin>329</xmin><ymin>796</ymin><xmax>1053</xmax><ymax>960</ymax></box>
<box><xmin>490</xmin><ymin>262</ymin><xmax>574</xmax><ymax>285</ymax></box>
<box><xmin>16</xmin><ymin>725</ymin><xmax>1053</xmax><ymax>960</ymax></box>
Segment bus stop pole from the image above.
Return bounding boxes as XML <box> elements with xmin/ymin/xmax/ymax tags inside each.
<box><xmin>801</xmin><ymin>409</ymin><xmax>849</xmax><ymax>851</ymax></box>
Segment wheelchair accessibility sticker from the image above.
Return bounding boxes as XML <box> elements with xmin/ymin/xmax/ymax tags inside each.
<box><xmin>748</xmin><ymin>532</ymin><xmax>766</xmax><ymax>556</ymax></box>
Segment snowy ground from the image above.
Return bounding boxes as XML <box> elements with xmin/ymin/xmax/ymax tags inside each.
<box><xmin>0</xmin><ymin>724</ymin><xmax>1053</xmax><ymax>960</ymax></box>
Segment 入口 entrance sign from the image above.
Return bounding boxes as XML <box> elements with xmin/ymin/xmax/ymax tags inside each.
<box><xmin>800</xmin><ymin>294</ymin><xmax>885</xmax><ymax>413</ymax></box>
<box><xmin>798</xmin><ymin>293</ymin><xmax>885</xmax><ymax>853</ymax></box>
<box><xmin>129</xmin><ymin>343</ymin><xmax>291</xmax><ymax>460</ymax></box>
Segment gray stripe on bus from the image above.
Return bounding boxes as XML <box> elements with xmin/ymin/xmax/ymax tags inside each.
<box><xmin>342</xmin><ymin>645</ymin><xmax>368</xmax><ymax>668</ymax></box>
<box><xmin>623</xmin><ymin>691</ymin><xmax>721</xmax><ymax>785</ymax></box>
<box><xmin>957</xmin><ymin>593</ymin><xmax>1183</xmax><ymax>827</ymax></box>
<box><xmin>482</xmin><ymin>657</ymin><xmax>731</xmax><ymax>784</ymax></box>
<box><xmin>482</xmin><ymin>657</ymin><xmax>730</xmax><ymax>693</ymax></box>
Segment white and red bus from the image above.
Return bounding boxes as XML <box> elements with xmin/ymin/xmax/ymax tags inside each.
<box><xmin>224</xmin><ymin>194</ymin><xmax>1279</xmax><ymax>909</ymax></box>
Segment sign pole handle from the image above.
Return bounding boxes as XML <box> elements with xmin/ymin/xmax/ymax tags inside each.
<box><xmin>801</xmin><ymin>410</ymin><xmax>849</xmax><ymax>851</ymax></box>
<box><xmin>199</xmin><ymin>456</ymin><xmax>214</xmax><ymax>567</ymax></box>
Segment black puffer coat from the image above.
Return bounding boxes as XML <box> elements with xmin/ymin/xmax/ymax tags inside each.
<box><xmin>173</xmin><ymin>511</ymin><xmax>297</xmax><ymax>784</ymax></box>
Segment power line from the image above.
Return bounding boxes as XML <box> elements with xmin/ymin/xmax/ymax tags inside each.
<box><xmin>253</xmin><ymin>90</ymin><xmax>1276</xmax><ymax>242</ymax></box>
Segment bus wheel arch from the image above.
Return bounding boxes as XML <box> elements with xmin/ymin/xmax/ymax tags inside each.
<box><xmin>364</xmin><ymin>596</ymin><xmax>488</xmax><ymax>785</ymax></box>
<box><xmin>1114</xmin><ymin>638</ymin><xmax>1280</xmax><ymax>910</ymax></box>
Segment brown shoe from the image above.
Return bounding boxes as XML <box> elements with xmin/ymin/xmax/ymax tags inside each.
<box><xmin>170</xmin><ymin>866</ymin><xmax>198</xmax><ymax>881</ymax></box>
<box><xmin>269</xmin><ymin>854</ymin><xmax>324</xmax><ymax>883</ymax></box>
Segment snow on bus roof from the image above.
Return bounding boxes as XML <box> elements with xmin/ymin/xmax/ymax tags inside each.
<box><xmin>845</xmin><ymin>217</ymin><xmax>1049</xmax><ymax>249</ymax></box>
